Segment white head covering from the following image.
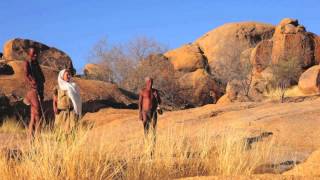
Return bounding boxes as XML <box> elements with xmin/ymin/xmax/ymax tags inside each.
<box><xmin>58</xmin><ymin>69</ymin><xmax>82</xmax><ymax>117</ymax></box>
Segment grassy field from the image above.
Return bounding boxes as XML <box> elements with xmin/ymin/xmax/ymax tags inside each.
<box><xmin>0</xmin><ymin>117</ymin><xmax>279</xmax><ymax>180</ymax></box>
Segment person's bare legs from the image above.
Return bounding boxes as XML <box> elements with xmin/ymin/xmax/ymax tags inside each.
<box><xmin>27</xmin><ymin>90</ymin><xmax>41</xmax><ymax>142</ymax></box>
<box><xmin>142</xmin><ymin>110</ymin><xmax>157</xmax><ymax>157</ymax></box>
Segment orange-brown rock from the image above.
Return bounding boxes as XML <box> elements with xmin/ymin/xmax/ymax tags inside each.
<box><xmin>240</xmin><ymin>48</ymin><xmax>253</xmax><ymax>65</ymax></box>
<box><xmin>194</xmin><ymin>22</ymin><xmax>275</xmax><ymax>69</ymax></box>
<box><xmin>284</xmin><ymin>149</ymin><xmax>320</xmax><ymax>176</ymax></box>
<box><xmin>216</xmin><ymin>80</ymin><xmax>252</xmax><ymax>104</ymax></box>
<box><xmin>3</xmin><ymin>38</ymin><xmax>75</xmax><ymax>72</ymax></box>
<box><xmin>83</xmin><ymin>63</ymin><xmax>113</xmax><ymax>82</ymax></box>
<box><xmin>178</xmin><ymin>69</ymin><xmax>218</xmax><ymax>105</ymax></box>
<box><xmin>164</xmin><ymin>44</ymin><xmax>206</xmax><ymax>72</ymax></box>
<box><xmin>298</xmin><ymin>65</ymin><xmax>320</xmax><ymax>94</ymax></box>
<box><xmin>271</xmin><ymin>18</ymin><xmax>314</xmax><ymax>68</ymax></box>
<box><xmin>250</xmin><ymin>40</ymin><xmax>273</xmax><ymax>73</ymax></box>
<box><xmin>314</xmin><ymin>35</ymin><xmax>320</xmax><ymax>64</ymax></box>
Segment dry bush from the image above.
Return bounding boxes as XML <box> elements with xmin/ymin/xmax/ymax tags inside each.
<box><xmin>0</xmin><ymin>117</ymin><xmax>24</xmax><ymax>133</ymax></box>
<box><xmin>212</xmin><ymin>43</ymin><xmax>253</xmax><ymax>97</ymax></box>
<box><xmin>87</xmin><ymin>37</ymin><xmax>167</xmax><ymax>85</ymax></box>
<box><xmin>88</xmin><ymin>37</ymin><xmax>186</xmax><ymax>108</ymax></box>
<box><xmin>122</xmin><ymin>54</ymin><xmax>184</xmax><ymax>107</ymax></box>
<box><xmin>269</xmin><ymin>58</ymin><xmax>302</xmax><ymax>102</ymax></box>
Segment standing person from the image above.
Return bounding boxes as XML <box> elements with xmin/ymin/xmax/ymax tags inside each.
<box><xmin>24</xmin><ymin>48</ymin><xmax>45</xmax><ymax>141</ymax></box>
<box><xmin>139</xmin><ymin>77</ymin><xmax>162</xmax><ymax>149</ymax></box>
<box><xmin>53</xmin><ymin>69</ymin><xmax>82</xmax><ymax>134</ymax></box>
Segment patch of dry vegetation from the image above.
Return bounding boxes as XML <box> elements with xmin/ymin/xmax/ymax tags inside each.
<box><xmin>0</xmin><ymin>117</ymin><xmax>24</xmax><ymax>133</ymax></box>
<box><xmin>0</xmin><ymin>120</ymin><xmax>278</xmax><ymax>179</ymax></box>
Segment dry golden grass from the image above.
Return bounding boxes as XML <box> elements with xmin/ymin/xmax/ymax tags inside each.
<box><xmin>0</xmin><ymin>119</ymin><xmax>277</xmax><ymax>179</ymax></box>
<box><xmin>263</xmin><ymin>86</ymin><xmax>313</xmax><ymax>101</ymax></box>
<box><xmin>0</xmin><ymin>117</ymin><xmax>25</xmax><ymax>133</ymax></box>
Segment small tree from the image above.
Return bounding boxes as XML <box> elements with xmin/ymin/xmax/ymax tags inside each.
<box><xmin>212</xmin><ymin>44</ymin><xmax>253</xmax><ymax>98</ymax></box>
<box><xmin>269</xmin><ymin>58</ymin><xmax>302</xmax><ymax>103</ymax></box>
<box><xmin>238</xmin><ymin>59</ymin><xmax>254</xmax><ymax>97</ymax></box>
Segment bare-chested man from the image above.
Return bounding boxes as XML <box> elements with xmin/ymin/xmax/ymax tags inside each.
<box><xmin>24</xmin><ymin>48</ymin><xmax>45</xmax><ymax>140</ymax></box>
<box><xmin>139</xmin><ymin>77</ymin><xmax>161</xmax><ymax>138</ymax></box>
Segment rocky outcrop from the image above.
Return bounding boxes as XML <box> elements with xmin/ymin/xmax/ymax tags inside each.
<box><xmin>164</xmin><ymin>45</ymin><xmax>220</xmax><ymax>106</ymax></box>
<box><xmin>298</xmin><ymin>65</ymin><xmax>320</xmax><ymax>94</ymax></box>
<box><xmin>284</xmin><ymin>149</ymin><xmax>320</xmax><ymax>176</ymax></box>
<box><xmin>314</xmin><ymin>36</ymin><xmax>320</xmax><ymax>64</ymax></box>
<box><xmin>164</xmin><ymin>44</ymin><xmax>207</xmax><ymax>72</ymax></box>
<box><xmin>3</xmin><ymin>38</ymin><xmax>75</xmax><ymax>73</ymax></box>
<box><xmin>164</xmin><ymin>22</ymin><xmax>275</xmax><ymax>105</ymax></box>
<box><xmin>271</xmin><ymin>18</ymin><xmax>315</xmax><ymax>68</ymax></box>
<box><xmin>216</xmin><ymin>80</ymin><xmax>252</xmax><ymax>105</ymax></box>
<box><xmin>240</xmin><ymin>48</ymin><xmax>253</xmax><ymax>65</ymax></box>
<box><xmin>250</xmin><ymin>18</ymin><xmax>318</xmax><ymax>75</ymax></box>
<box><xmin>245</xmin><ymin>18</ymin><xmax>320</xmax><ymax>101</ymax></box>
<box><xmin>250</xmin><ymin>40</ymin><xmax>273</xmax><ymax>73</ymax></box>
<box><xmin>83</xmin><ymin>63</ymin><xmax>113</xmax><ymax>82</ymax></box>
<box><xmin>194</xmin><ymin>22</ymin><xmax>275</xmax><ymax>70</ymax></box>
<box><xmin>178</xmin><ymin>69</ymin><xmax>219</xmax><ymax>106</ymax></box>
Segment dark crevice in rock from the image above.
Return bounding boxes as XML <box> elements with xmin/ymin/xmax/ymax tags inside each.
<box><xmin>245</xmin><ymin>131</ymin><xmax>273</xmax><ymax>150</ymax></box>
<box><xmin>197</xmin><ymin>46</ymin><xmax>212</xmax><ymax>75</ymax></box>
<box><xmin>254</xmin><ymin>160</ymin><xmax>300</xmax><ymax>174</ymax></box>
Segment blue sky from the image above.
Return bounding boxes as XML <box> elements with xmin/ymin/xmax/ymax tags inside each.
<box><xmin>0</xmin><ymin>0</ymin><xmax>319</xmax><ymax>72</ymax></box>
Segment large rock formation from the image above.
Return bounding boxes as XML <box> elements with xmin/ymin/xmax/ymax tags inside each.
<box><xmin>251</xmin><ymin>18</ymin><xmax>318</xmax><ymax>74</ymax></box>
<box><xmin>177</xmin><ymin>69</ymin><xmax>219</xmax><ymax>106</ymax></box>
<box><xmin>298</xmin><ymin>65</ymin><xmax>320</xmax><ymax>94</ymax></box>
<box><xmin>314</xmin><ymin>35</ymin><xmax>320</xmax><ymax>64</ymax></box>
<box><xmin>164</xmin><ymin>44</ymin><xmax>207</xmax><ymax>72</ymax></box>
<box><xmin>83</xmin><ymin>63</ymin><xmax>113</xmax><ymax>82</ymax></box>
<box><xmin>164</xmin><ymin>45</ymin><xmax>219</xmax><ymax>105</ymax></box>
<box><xmin>271</xmin><ymin>18</ymin><xmax>315</xmax><ymax>68</ymax></box>
<box><xmin>246</xmin><ymin>18</ymin><xmax>320</xmax><ymax>100</ymax></box>
<box><xmin>3</xmin><ymin>38</ymin><xmax>75</xmax><ymax>73</ymax></box>
<box><xmin>194</xmin><ymin>22</ymin><xmax>275</xmax><ymax>70</ymax></box>
<box><xmin>164</xmin><ymin>19</ymin><xmax>320</xmax><ymax>105</ymax></box>
<box><xmin>164</xmin><ymin>22</ymin><xmax>275</xmax><ymax>105</ymax></box>
<box><xmin>250</xmin><ymin>40</ymin><xmax>273</xmax><ymax>73</ymax></box>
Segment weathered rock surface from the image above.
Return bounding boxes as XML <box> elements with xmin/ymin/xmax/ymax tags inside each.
<box><xmin>83</xmin><ymin>63</ymin><xmax>113</xmax><ymax>82</ymax></box>
<box><xmin>165</xmin><ymin>22</ymin><xmax>275</xmax><ymax>105</ymax></box>
<box><xmin>178</xmin><ymin>69</ymin><xmax>219</xmax><ymax>106</ymax></box>
<box><xmin>3</xmin><ymin>38</ymin><xmax>75</xmax><ymax>72</ymax></box>
<box><xmin>164</xmin><ymin>44</ymin><xmax>207</xmax><ymax>72</ymax></box>
<box><xmin>83</xmin><ymin>95</ymin><xmax>320</xmax><ymax>178</ymax></box>
<box><xmin>285</xmin><ymin>148</ymin><xmax>320</xmax><ymax>176</ymax></box>
<box><xmin>250</xmin><ymin>40</ymin><xmax>273</xmax><ymax>73</ymax></box>
<box><xmin>216</xmin><ymin>80</ymin><xmax>252</xmax><ymax>105</ymax></box>
<box><xmin>194</xmin><ymin>22</ymin><xmax>275</xmax><ymax>70</ymax></box>
<box><xmin>314</xmin><ymin>35</ymin><xmax>320</xmax><ymax>64</ymax></box>
<box><xmin>163</xmin><ymin>43</ymin><xmax>219</xmax><ymax>106</ymax></box>
<box><xmin>298</xmin><ymin>65</ymin><xmax>320</xmax><ymax>94</ymax></box>
<box><xmin>271</xmin><ymin>18</ymin><xmax>315</xmax><ymax>68</ymax></box>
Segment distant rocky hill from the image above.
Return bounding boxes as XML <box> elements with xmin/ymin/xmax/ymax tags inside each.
<box><xmin>164</xmin><ymin>18</ymin><xmax>320</xmax><ymax>105</ymax></box>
